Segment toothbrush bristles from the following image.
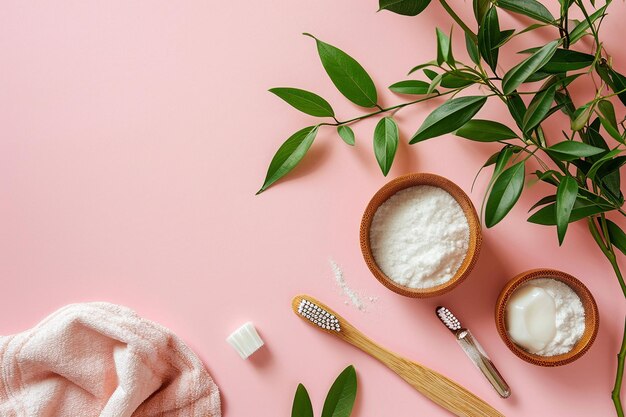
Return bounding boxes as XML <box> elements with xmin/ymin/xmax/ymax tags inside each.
<box><xmin>298</xmin><ymin>300</ymin><xmax>341</xmax><ymax>332</ymax></box>
<box><xmin>436</xmin><ymin>306</ymin><xmax>462</xmax><ymax>331</ymax></box>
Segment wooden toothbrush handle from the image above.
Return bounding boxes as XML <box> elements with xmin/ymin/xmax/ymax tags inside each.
<box><xmin>341</xmin><ymin>322</ymin><xmax>505</xmax><ymax>417</ymax></box>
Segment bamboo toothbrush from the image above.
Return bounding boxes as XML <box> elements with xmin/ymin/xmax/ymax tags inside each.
<box><xmin>292</xmin><ymin>295</ymin><xmax>505</xmax><ymax>417</ymax></box>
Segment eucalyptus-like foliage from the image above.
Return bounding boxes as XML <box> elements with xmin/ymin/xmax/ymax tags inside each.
<box><xmin>262</xmin><ymin>2</ymin><xmax>626</xmax><ymax>415</ymax></box>
<box><xmin>291</xmin><ymin>365</ymin><xmax>357</xmax><ymax>417</ymax></box>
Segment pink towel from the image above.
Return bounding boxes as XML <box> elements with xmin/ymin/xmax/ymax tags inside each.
<box><xmin>0</xmin><ymin>302</ymin><xmax>221</xmax><ymax>417</ymax></box>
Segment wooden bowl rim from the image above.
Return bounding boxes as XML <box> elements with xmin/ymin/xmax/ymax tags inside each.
<box><xmin>359</xmin><ymin>172</ymin><xmax>482</xmax><ymax>298</ymax></box>
<box><xmin>495</xmin><ymin>268</ymin><xmax>599</xmax><ymax>367</ymax></box>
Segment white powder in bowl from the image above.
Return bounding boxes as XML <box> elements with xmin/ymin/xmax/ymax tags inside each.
<box><xmin>522</xmin><ymin>278</ymin><xmax>586</xmax><ymax>356</ymax></box>
<box><xmin>369</xmin><ymin>185</ymin><xmax>470</xmax><ymax>289</ymax></box>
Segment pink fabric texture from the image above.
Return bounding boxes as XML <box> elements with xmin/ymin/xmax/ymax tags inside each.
<box><xmin>0</xmin><ymin>303</ymin><xmax>221</xmax><ymax>417</ymax></box>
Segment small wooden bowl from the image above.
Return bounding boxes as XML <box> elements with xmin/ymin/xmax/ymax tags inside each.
<box><xmin>359</xmin><ymin>173</ymin><xmax>482</xmax><ymax>298</ymax></box>
<box><xmin>495</xmin><ymin>269</ymin><xmax>599</xmax><ymax>367</ymax></box>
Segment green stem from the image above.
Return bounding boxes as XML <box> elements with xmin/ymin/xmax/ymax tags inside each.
<box><xmin>575</xmin><ymin>0</ymin><xmax>600</xmax><ymax>44</ymax></box>
<box><xmin>326</xmin><ymin>89</ymin><xmax>461</xmax><ymax>127</ymax></box>
<box><xmin>560</xmin><ymin>6</ymin><xmax>570</xmax><ymax>49</ymax></box>
<box><xmin>614</xmin><ymin>319</ymin><xmax>626</xmax><ymax>417</ymax></box>
<box><xmin>588</xmin><ymin>218</ymin><xmax>626</xmax><ymax>294</ymax></box>
<box><xmin>588</xmin><ymin>217</ymin><xmax>626</xmax><ymax>417</ymax></box>
<box><xmin>439</xmin><ymin>0</ymin><xmax>478</xmax><ymax>42</ymax></box>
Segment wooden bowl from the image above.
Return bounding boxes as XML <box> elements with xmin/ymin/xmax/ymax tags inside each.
<box><xmin>359</xmin><ymin>173</ymin><xmax>482</xmax><ymax>298</ymax></box>
<box><xmin>495</xmin><ymin>268</ymin><xmax>599</xmax><ymax>367</ymax></box>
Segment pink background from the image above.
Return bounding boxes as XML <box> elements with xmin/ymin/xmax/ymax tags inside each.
<box><xmin>1</xmin><ymin>1</ymin><xmax>626</xmax><ymax>416</ymax></box>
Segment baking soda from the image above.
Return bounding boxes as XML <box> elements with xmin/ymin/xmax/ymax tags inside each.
<box><xmin>369</xmin><ymin>185</ymin><xmax>470</xmax><ymax>289</ymax></box>
<box><xmin>329</xmin><ymin>259</ymin><xmax>377</xmax><ymax>311</ymax></box>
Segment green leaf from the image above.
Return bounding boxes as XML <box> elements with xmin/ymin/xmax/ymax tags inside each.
<box><xmin>569</xmin><ymin>5</ymin><xmax>607</xmax><ymax>44</ymax></box>
<box><xmin>424</xmin><ymin>68</ymin><xmax>479</xmax><ymax>88</ymax></box>
<box><xmin>529</xmin><ymin>194</ymin><xmax>556</xmax><ymax>212</ymax></box>
<box><xmin>485</xmin><ymin>161</ymin><xmax>525</xmax><ymax>227</ymax></box>
<box><xmin>496</xmin><ymin>0</ymin><xmax>555</xmax><ymax>24</ymax></box>
<box><xmin>506</xmin><ymin>94</ymin><xmax>527</xmax><ymax>130</ymax></box>
<box><xmin>542</xmin><ymin>103</ymin><xmax>565</xmax><ymax>123</ymax></box>
<box><xmin>494</xmin><ymin>146</ymin><xmax>514</xmax><ymax>175</ymax></box>
<box><xmin>455</xmin><ymin>119</ymin><xmax>518</xmax><ymax>141</ymax></box>
<box><xmin>555</xmin><ymin>91</ymin><xmax>575</xmax><ymax>118</ymax></box>
<box><xmin>596</xmin><ymin>61</ymin><xmax>613</xmax><ymax>87</ymax></box>
<box><xmin>407</xmin><ymin>60</ymin><xmax>439</xmax><ymax>75</ymax></box>
<box><xmin>305</xmin><ymin>34</ymin><xmax>378</xmax><ymax>108</ymax></box>
<box><xmin>599</xmin><ymin>115</ymin><xmax>623</xmax><ymax>142</ymax></box>
<box><xmin>586</xmin><ymin>148</ymin><xmax>622</xmax><ymax>180</ymax></box>
<box><xmin>436</xmin><ymin>28</ymin><xmax>454</xmax><ymax>66</ymax></box>
<box><xmin>535</xmin><ymin>169</ymin><xmax>561</xmax><ymax>186</ymax></box>
<box><xmin>473</xmin><ymin>145</ymin><xmax>514</xmax><ymax>192</ymax></box>
<box><xmin>519</xmin><ymin>48</ymin><xmax>594</xmax><ymax>73</ymax></box>
<box><xmin>379</xmin><ymin>0</ymin><xmax>432</xmax><ymax>16</ymax></box>
<box><xmin>528</xmin><ymin>199</ymin><xmax>608</xmax><ymax>225</ymax></box>
<box><xmin>597</xmin><ymin>99</ymin><xmax>622</xmax><ymax>141</ymax></box>
<box><xmin>427</xmin><ymin>73</ymin><xmax>443</xmax><ymax>94</ymax></box>
<box><xmin>495</xmin><ymin>146</ymin><xmax>520</xmax><ymax>165</ymax></box>
<box><xmin>257</xmin><ymin>126</ymin><xmax>319</xmax><ymax>194</ymax></box>
<box><xmin>524</xmin><ymin>71</ymin><xmax>552</xmax><ymax>83</ymax></box>
<box><xmin>546</xmin><ymin>141</ymin><xmax>604</xmax><ymax>161</ymax></box>
<box><xmin>389</xmin><ymin>80</ymin><xmax>432</xmax><ymax>95</ymax></box>
<box><xmin>337</xmin><ymin>125</ymin><xmax>355</xmax><ymax>146</ymax></box>
<box><xmin>550</xmin><ymin>74</ymin><xmax>582</xmax><ymax>89</ymax></box>
<box><xmin>598</xmin><ymin>100</ymin><xmax>618</xmax><ymax>130</ymax></box>
<box><xmin>321</xmin><ymin>365</ymin><xmax>358</xmax><ymax>417</ymax></box>
<box><xmin>269</xmin><ymin>88</ymin><xmax>335</xmax><ymax>118</ymax></box>
<box><xmin>410</xmin><ymin>96</ymin><xmax>487</xmax><ymax>143</ymax></box>
<box><xmin>607</xmin><ymin>69</ymin><xmax>626</xmax><ymax>107</ymax></box>
<box><xmin>473</xmin><ymin>0</ymin><xmax>490</xmax><ymax>24</ymax></box>
<box><xmin>501</xmin><ymin>40</ymin><xmax>559</xmax><ymax>95</ymax></box>
<box><xmin>440</xmin><ymin>72</ymin><xmax>481</xmax><ymax>87</ymax></box>
<box><xmin>589</xmin><ymin>155</ymin><xmax>626</xmax><ymax>204</ymax></box>
<box><xmin>570</xmin><ymin>158</ymin><xmax>591</xmax><ymax>176</ymax></box>
<box><xmin>556</xmin><ymin>176</ymin><xmax>578</xmax><ymax>244</ymax></box>
<box><xmin>585</xmin><ymin>120</ymin><xmax>610</xmax><ymax>162</ymax></box>
<box><xmin>601</xmin><ymin>175</ymin><xmax>624</xmax><ymax>206</ymax></box>
<box><xmin>541</xmin><ymin>49</ymin><xmax>593</xmax><ymax>73</ymax></box>
<box><xmin>606</xmin><ymin>219</ymin><xmax>626</xmax><ymax>256</ymax></box>
<box><xmin>478</xmin><ymin>7</ymin><xmax>500</xmax><ymax>73</ymax></box>
<box><xmin>465</xmin><ymin>32</ymin><xmax>480</xmax><ymax>65</ymax></box>
<box><xmin>578</xmin><ymin>189</ymin><xmax>615</xmax><ymax>209</ymax></box>
<box><xmin>292</xmin><ymin>384</ymin><xmax>314</xmax><ymax>417</ymax></box>
<box><xmin>598</xmin><ymin>156</ymin><xmax>626</xmax><ymax>179</ymax></box>
<box><xmin>373</xmin><ymin>117</ymin><xmax>399</xmax><ymax>176</ymax></box>
<box><xmin>492</xmin><ymin>29</ymin><xmax>516</xmax><ymax>49</ymax></box>
<box><xmin>571</xmin><ymin>104</ymin><xmax>593</xmax><ymax>131</ymax></box>
<box><xmin>597</xmin><ymin>63</ymin><xmax>626</xmax><ymax>106</ymax></box>
<box><xmin>484</xmin><ymin>151</ymin><xmax>501</xmax><ymax>167</ymax></box>
<box><xmin>522</xmin><ymin>85</ymin><xmax>556</xmax><ymax>132</ymax></box>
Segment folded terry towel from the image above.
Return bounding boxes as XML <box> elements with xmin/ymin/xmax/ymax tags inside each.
<box><xmin>0</xmin><ymin>302</ymin><xmax>221</xmax><ymax>417</ymax></box>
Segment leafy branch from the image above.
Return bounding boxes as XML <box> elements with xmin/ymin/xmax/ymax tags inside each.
<box><xmin>261</xmin><ymin>1</ymin><xmax>626</xmax><ymax>415</ymax></box>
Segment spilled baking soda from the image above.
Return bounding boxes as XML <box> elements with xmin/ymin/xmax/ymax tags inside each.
<box><xmin>329</xmin><ymin>259</ymin><xmax>378</xmax><ymax>312</ymax></box>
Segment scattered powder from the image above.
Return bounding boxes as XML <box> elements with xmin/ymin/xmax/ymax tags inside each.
<box><xmin>369</xmin><ymin>185</ymin><xmax>470</xmax><ymax>289</ymax></box>
<box><xmin>329</xmin><ymin>259</ymin><xmax>377</xmax><ymax>311</ymax></box>
<box><xmin>522</xmin><ymin>278</ymin><xmax>586</xmax><ymax>356</ymax></box>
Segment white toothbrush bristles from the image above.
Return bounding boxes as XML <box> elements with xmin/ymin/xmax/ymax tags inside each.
<box><xmin>436</xmin><ymin>306</ymin><xmax>462</xmax><ymax>332</ymax></box>
<box><xmin>298</xmin><ymin>299</ymin><xmax>341</xmax><ymax>332</ymax></box>
<box><xmin>226</xmin><ymin>322</ymin><xmax>265</xmax><ymax>359</ymax></box>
